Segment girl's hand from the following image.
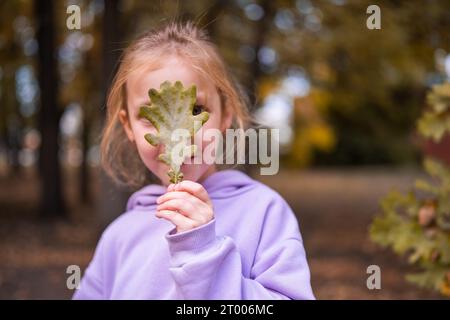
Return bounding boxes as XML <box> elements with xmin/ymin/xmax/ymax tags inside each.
<box><xmin>155</xmin><ymin>180</ymin><xmax>214</xmax><ymax>233</ymax></box>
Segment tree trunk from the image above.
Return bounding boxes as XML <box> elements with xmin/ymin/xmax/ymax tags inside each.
<box><xmin>248</xmin><ymin>0</ymin><xmax>274</xmax><ymax>110</ymax></box>
<box><xmin>80</xmin><ymin>118</ymin><xmax>90</xmax><ymax>203</ymax></box>
<box><xmin>35</xmin><ymin>0</ymin><xmax>65</xmax><ymax>218</ymax></box>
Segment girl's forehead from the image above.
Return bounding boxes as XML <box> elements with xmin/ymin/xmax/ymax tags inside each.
<box><xmin>131</xmin><ymin>55</ymin><xmax>211</xmax><ymax>90</ymax></box>
<box><xmin>126</xmin><ymin>59</ymin><xmax>216</xmax><ymax>108</ymax></box>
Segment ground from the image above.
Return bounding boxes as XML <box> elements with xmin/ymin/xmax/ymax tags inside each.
<box><xmin>0</xmin><ymin>167</ymin><xmax>445</xmax><ymax>299</ymax></box>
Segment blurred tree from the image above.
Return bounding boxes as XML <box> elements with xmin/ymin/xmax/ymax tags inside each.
<box><xmin>56</xmin><ymin>0</ymin><xmax>103</xmax><ymax>204</ymax></box>
<box><xmin>291</xmin><ymin>0</ymin><xmax>450</xmax><ymax>165</ymax></box>
<box><xmin>35</xmin><ymin>0</ymin><xmax>65</xmax><ymax>217</ymax></box>
<box><xmin>0</xmin><ymin>1</ymin><xmax>28</xmax><ymax>176</ymax></box>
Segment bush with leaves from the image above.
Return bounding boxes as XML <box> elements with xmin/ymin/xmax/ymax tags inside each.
<box><xmin>370</xmin><ymin>82</ymin><xmax>450</xmax><ymax>296</ymax></box>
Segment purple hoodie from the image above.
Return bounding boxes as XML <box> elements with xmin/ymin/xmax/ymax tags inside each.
<box><xmin>73</xmin><ymin>169</ymin><xmax>315</xmax><ymax>300</ymax></box>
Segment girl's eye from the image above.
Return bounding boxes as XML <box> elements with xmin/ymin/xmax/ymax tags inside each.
<box><xmin>192</xmin><ymin>104</ymin><xmax>205</xmax><ymax>116</ymax></box>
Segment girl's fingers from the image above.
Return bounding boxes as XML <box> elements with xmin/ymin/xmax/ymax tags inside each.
<box><xmin>172</xmin><ymin>180</ymin><xmax>211</xmax><ymax>205</ymax></box>
<box><xmin>157</xmin><ymin>198</ymin><xmax>195</xmax><ymax>217</ymax></box>
<box><xmin>157</xmin><ymin>191</ymin><xmax>203</xmax><ymax>207</ymax></box>
<box><xmin>157</xmin><ymin>198</ymin><xmax>210</xmax><ymax>224</ymax></box>
<box><xmin>155</xmin><ymin>210</ymin><xmax>198</xmax><ymax>233</ymax></box>
<box><xmin>157</xmin><ymin>182</ymin><xmax>214</xmax><ymax>234</ymax></box>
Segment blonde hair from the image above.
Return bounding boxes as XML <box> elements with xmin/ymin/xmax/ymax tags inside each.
<box><xmin>100</xmin><ymin>20</ymin><xmax>253</xmax><ymax>187</ymax></box>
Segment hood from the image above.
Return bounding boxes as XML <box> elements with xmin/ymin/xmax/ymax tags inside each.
<box><xmin>126</xmin><ymin>169</ymin><xmax>256</xmax><ymax>211</ymax></box>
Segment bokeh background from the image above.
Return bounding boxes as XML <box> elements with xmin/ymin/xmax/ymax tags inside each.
<box><xmin>1</xmin><ymin>0</ymin><xmax>450</xmax><ymax>299</ymax></box>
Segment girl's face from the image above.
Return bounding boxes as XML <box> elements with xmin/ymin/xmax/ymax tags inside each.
<box><xmin>120</xmin><ymin>55</ymin><xmax>231</xmax><ymax>186</ymax></box>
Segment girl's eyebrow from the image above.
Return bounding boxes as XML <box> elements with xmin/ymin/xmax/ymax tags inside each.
<box><xmin>196</xmin><ymin>91</ymin><xmax>206</xmax><ymax>103</ymax></box>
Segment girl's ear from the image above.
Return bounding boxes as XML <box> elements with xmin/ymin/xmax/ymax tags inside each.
<box><xmin>119</xmin><ymin>109</ymin><xmax>135</xmax><ymax>142</ymax></box>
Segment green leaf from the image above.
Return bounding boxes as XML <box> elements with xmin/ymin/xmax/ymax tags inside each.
<box><xmin>417</xmin><ymin>112</ymin><xmax>449</xmax><ymax>142</ymax></box>
<box><xmin>415</xmin><ymin>179</ymin><xmax>439</xmax><ymax>194</ymax></box>
<box><xmin>418</xmin><ymin>82</ymin><xmax>450</xmax><ymax>142</ymax></box>
<box><xmin>424</xmin><ymin>158</ymin><xmax>450</xmax><ymax>180</ymax></box>
<box><xmin>406</xmin><ymin>269</ymin><xmax>447</xmax><ymax>292</ymax></box>
<box><xmin>139</xmin><ymin>81</ymin><xmax>209</xmax><ymax>183</ymax></box>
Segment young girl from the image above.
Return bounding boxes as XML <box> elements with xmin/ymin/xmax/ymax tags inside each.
<box><xmin>73</xmin><ymin>21</ymin><xmax>314</xmax><ymax>300</ymax></box>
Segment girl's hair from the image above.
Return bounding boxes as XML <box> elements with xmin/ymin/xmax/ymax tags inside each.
<box><xmin>100</xmin><ymin>20</ymin><xmax>253</xmax><ymax>187</ymax></box>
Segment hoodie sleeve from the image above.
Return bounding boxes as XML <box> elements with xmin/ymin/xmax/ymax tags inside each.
<box><xmin>165</xmin><ymin>196</ymin><xmax>315</xmax><ymax>300</ymax></box>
